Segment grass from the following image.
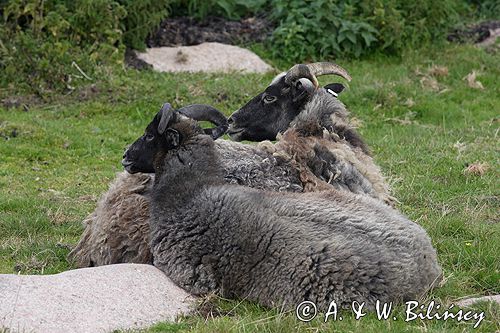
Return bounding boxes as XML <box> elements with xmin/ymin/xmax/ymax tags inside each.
<box><xmin>0</xmin><ymin>43</ymin><xmax>499</xmax><ymax>332</ymax></box>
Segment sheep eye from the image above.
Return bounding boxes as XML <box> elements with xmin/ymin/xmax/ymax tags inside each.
<box><xmin>145</xmin><ymin>134</ymin><xmax>155</xmax><ymax>141</ymax></box>
<box><xmin>263</xmin><ymin>95</ymin><xmax>277</xmax><ymax>104</ymax></box>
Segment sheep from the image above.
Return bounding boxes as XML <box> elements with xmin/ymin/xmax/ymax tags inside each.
<box><xmin>227</xmin><ymin>62</ymin><xmax>392</xmax><ymax>202</ymax></box>
<box><xmin>68</xmin><ymin>63</ymin><xmax>391</xmax><ymax>267</ymax></box>
<box><xmin>69</xmin><ymin>104</ymin><xmax>302</xmax><ymax>267</ymax></box>
<box><xmin>69</xmin><ymin>171</ymin><xmax>154</xmax><ymax>266</ymax></box>
<box><xmin>122</xmin><ymin>103</ymin><xmax>442</xmax><ymax>310</ymax></box>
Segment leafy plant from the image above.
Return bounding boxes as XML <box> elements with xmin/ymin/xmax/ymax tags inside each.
<box><xmin>170</xmin><ymin>0</ymin><xmax>267</xmax><ymax>20</ymax></box>
<box><xmin>0</xmin><ymin>0</ymin><xmax>487</xmax><ymax>96</ymax></box>
<box><xmin>268</xmin><ymin>0</ymin><xmax>471</xmax><ymax>61</ymax></box>
<box><xmin>1</xmin><ymin>0</ymin><xmax>125</xmax><ymax>95</ymax></box>
<box><xmin>118</xmin><ymin>0</ymin><xmax>172</xmax><ymax>50</ymax></box>
<box><xmin>270</xmin><ymin>0</ymin><xmax>381</xmax><ymax>60</ymax></box>
<box><xmin>464</xmin><ymin>0</ymin><xmax>500</xmax><ymax>19</ymax></box>
<box><xmin>0</xmin><ymin>0</ymin><xmax>172</xmax><ymax>95</ymax></box>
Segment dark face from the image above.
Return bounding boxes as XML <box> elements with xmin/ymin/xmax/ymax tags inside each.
<box><xmin>227</xmin><ymin>75</ymin><xmax>312</xmax><ymax>141</ymax></box>
<box><xmin>122</xmin><ymin>112</ymin><xmax>179</xmax><ymax>174</ymax></box>
<box><xmin>122</xmin><ymin>115</ymin><xmax>162</xmax><ymax>174</ymax></box>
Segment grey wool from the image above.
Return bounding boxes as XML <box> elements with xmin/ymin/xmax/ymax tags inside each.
<box><xmin>147</xmin><ymin>118</ymin><xmax>442</xmax><ymax>310</ymax></box>
<box><xmin>69</xmin><ymin>95</ymin><xmax>393</xmax><ymax>267</ymax></box>
<box><xmin>69</xmin><ymin>171</ymin><xmax>154</xmax><ymax>267</ymax></box>
<box><xmin>69</xmin><ymin>140</ymin><xmax>302</xmax><ymax>266</ymax></box>
<box><xmin>258</xmin><ymin>89</ymin><xmax>392</xmax><ymax>203</ymax></box>
<box><xmin>70</xmin><ymin>62</ymin><xmax>397</xmax><ymax>268</ymax></box>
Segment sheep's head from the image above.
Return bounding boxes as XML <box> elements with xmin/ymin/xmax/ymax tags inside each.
<box><xmin>227</xmin><ymin>62</ymin><xmax>351</xmax><ymax>142</ymax></box>
<box><xmin>122</xmin><ymin>103</ymin><xmax>227</xmax><ymax>174</ymax></box>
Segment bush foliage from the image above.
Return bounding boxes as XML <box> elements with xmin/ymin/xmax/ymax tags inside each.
<box><xmin>0</xmin><ymin>0</ymin><xmax>170</xmax><ymax>95</ymax></box>
<box><xmin>0</xmin><ymin>0</ymin><xmax>488</xmax><ymax>95</ymax></box>
<box><xmin>170</xmin><ymin>0</ymin><xmax>266</xmax><ymax>20</ymax></box>
<box><xmin>119</xmin><ymin>0</ymin><xmax>171</xmax><ymax>50</ymax></box>
<box><xmin>169</xmin><ymin>0</ymin><xmax>471</xmax><ymax>60</ymax></box>
<box><xmin>270</xmin><ymin>0</ymin><xmax>468</xmax><ymax>60</ymax></box>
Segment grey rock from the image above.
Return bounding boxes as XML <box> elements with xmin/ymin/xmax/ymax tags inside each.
<box><xmin>0</xmin><ymin>264</ymin><xmax>195</xmax><ymax>333</ymax></box>
<box><xmin>135</xmin><ymin>42</ymin><xmax>273</xmax><ymax>73</ymax></box>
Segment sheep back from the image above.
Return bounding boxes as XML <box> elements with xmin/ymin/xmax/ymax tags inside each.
<box><xmin>151</xmin><ymin>183</ymin><xmax>441</xmax><ymax>310</ymax></box>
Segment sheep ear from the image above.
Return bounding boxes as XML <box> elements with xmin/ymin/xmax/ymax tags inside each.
<box><xmin>324</xmin><ymin>83</ymin><xmax>345</xmax><ymax>97</ymax></box>
<box><xmin>158</xmin><ymin>103</ymin><xmax>174</xmax><ymax>135</ymax></box>
<box><xmin>165</xmin><ymin>128</ymin><xmax>180</xmax><ymax>148</ymax></box>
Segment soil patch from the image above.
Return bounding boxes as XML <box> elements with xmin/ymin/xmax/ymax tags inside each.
<box><xmin>448</xmin><ymin>20</ymin><xmax>500</xmax><ymax>44</ymax></box>
<box><xmin>147</xmin><ymin>16</ymin><xmax>273</xmax><ymax>47</ymax></box>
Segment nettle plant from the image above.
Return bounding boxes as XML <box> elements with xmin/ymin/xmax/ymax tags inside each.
<box><xmin>170</xmin><ymin>0</ymin><xmax>267</xmax><ymax>20</ymax></box>
<box><xmin>271</xmin><ymin>0</ymin><xmax>381</xmax><ymax>60</ymax></box>
<box><xmin>269</xmin><ymin>0</ymin><xmax>467</xmax><ymax>61</ymax></box>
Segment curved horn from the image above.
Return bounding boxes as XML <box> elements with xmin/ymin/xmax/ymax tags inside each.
<box><xmin>177</xmin><ymin>104</ymin><xmax>229</xmax><ymax>139</ymax></box>
<box><xmin>284</xmin><ymin>62</ymin><xmax>352</xmax><ymax>88</ymax></box>
<box><xmin>307</xmin><ymin>62</ymin><xmax>352</xmax><ymax>82</ymax></box>
<box><xmin>297</xmin><ymin>78</ymin><xmax>316</xmax><ymax>95</ymax></box>
<box><xmin>158</xmin><ymin>103</ymin><xmax>174</xmax><ymax>135</ymax></box>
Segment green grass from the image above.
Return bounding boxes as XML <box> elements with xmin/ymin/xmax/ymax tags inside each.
<box><xmin>0</xmin><ymin>43</ymin><xmax>499</xmax><ymax>332</ymax></box>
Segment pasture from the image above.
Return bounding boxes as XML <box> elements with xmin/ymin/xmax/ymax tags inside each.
<box><xmin>0</xmin><ymin>44</ymin><xmax>499</xmax><ymax>332</ymax></box>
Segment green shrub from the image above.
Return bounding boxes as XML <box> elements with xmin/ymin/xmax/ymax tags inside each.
<box><xmin>468</xmin><ymin>0</ymin><xmax>500</xmax><ymax>19</ymax></box>
<box><xmin>269</xmin><ymin>0</ymin><xmax>470</xmax><ymax>61</ymax></box>
<box><xmin>1</xmin><ymin>30</ymin><xmax>90</xmax><ymax>94</ymax></box>
<box><xmin>0</xmin><ymin>0</ymin><xmax>489</xmax><ymax>96</ymax></box>
<box><xmin>118</xmin><ymin>0</ymin><xmax>172</xmax><ymax>50</ymax></box>
<box><xmin>1</xmin><ymin>0</ymin><xmax>125</xmax><ymax>95</ymax></box>
<box><xmin>170</xmin><ymin>0</ymin><xmax>266</xmax><ymax>20</ymax></box>
<box><xmin>271</xmin><ymin>0</ymin><xmax>380</xmax><ymax>60</ymax></box>
<box><xmin>164</xmin><ymin>0</ymin><xmax>472</xmax><ymax>61</ymax></box>
<box><xmin>0</xmin><ymin>0</ymin><xmax>171</xmax><ymax>95</ymax></box>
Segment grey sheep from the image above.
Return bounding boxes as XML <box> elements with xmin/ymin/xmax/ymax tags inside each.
<box><xmin>122</xmin><ymin>103</ymin><xmax>442</xmax><ymax>310</ymax></box>
<box><xmin>69</xmin><ymin>63</ymin><xmax>392</xmax><ymax>267</ymax></box>
<box><xmin>69</xmin><ymin>105</ymin><xmax>303</xmax><ymax>266</ymax></box>
<box><xmin>228</xmin><ymin>62</ymin><xmax>392</xmax><ymax>203</ymax></box>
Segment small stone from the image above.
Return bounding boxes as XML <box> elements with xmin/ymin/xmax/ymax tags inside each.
<box><xmin>456</xmin><ymin>294</ymin><xmax>500</xmax><ymax>307</ymax></box>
